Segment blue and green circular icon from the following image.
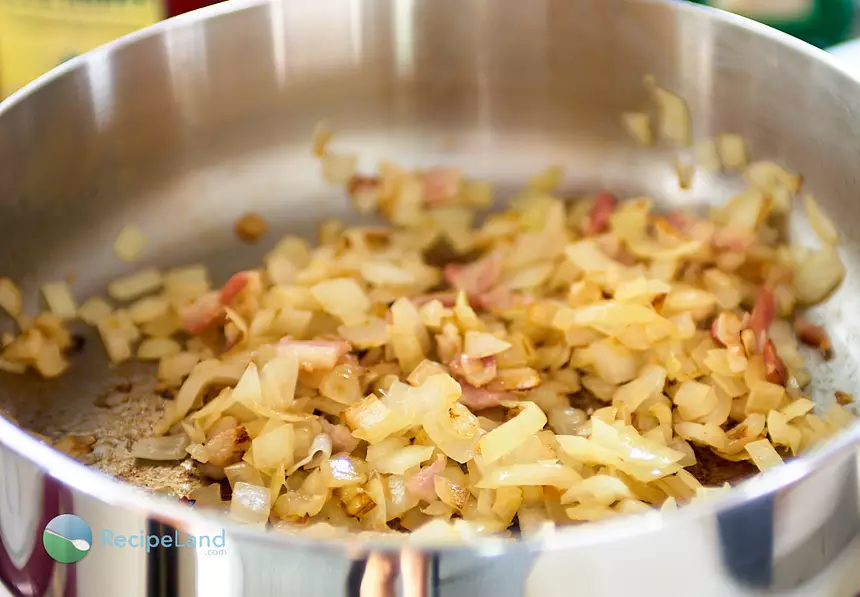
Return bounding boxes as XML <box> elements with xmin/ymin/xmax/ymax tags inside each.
<box><xmin>43</xmin><ymin>514</ymin><xmax>92</xmax><ymax>564</ymax></box>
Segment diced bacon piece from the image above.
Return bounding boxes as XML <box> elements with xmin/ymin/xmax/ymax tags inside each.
<box><xmin>347</xmin><ymin>174</ymin><xmax>381</xmax><ymax>197</ymax></box>
<box><xmin>319</xmin><ymin>418</ymin><xmax>360</xmax><ymax>454</ymax></box>
<box><xmin>666</xmin><ymin>210</ymin><xmax>693</xmax><ymax>233</ymax></box>
<box><xmin>449</xmin><ymin>355</ymin><xmax>497</xmax><ymax>387</ymax></box>
<box><xmin>763</xmin><ymin>340</ymin><xmax>788</xmax><ymax>386</ymax></box>
<box><xmin>405</xmin><ymin>454</ymin><xmax>446</xmax><ymax>502</ymax></box>
<box><xmin>794</xmin><ymin>316</ymin><xmax>832</xmax><ymax>358</ymax></box>
<box><xmin>279</xmin><ymin>338</ymin><xmax>352</xmax><ymax>370</ymax></box>
<box><xmin>205</xmin><ymin>425</ymin><xmax>251</xmax><ymax>467</ymax></box>
<box><xmin>180</xmin><ymin>272</ymin><xmax>254</xmax><ymax>335</ymax></box>
<box><xmin>746</xmin><ymin>287</ymin><xmax>775</xmax><ymax>352</ymax></box>
<box><xmin>586</xmin><ymin>192</ymin><xmax>617</xmax><ymax>236</ymax></box>
<box><xmin>218</xmin><ymin>271</ymin><xmax>250</xmax><ymax>306</ymax></box>
<box><xmin>179</xmin><ymin>292</ymin><xmax>224</xmax><ymax>335</ymax></box>
<box><xmin>712</xmin><ymin>228</ymin><xmax>756</xmax><ymax>252</ymax></box>
<box><xmin>444</xmin><ymin>251</ymin><xmax>502</xmax><ymax>298</ymax></box>
<box><xmin>475</xmin><ymin>285</ymin><xmax>515</xmax><ymax>311</ymax></box>
<box><xmin>457</xmin><ymin>380</ymin><xmax>513</xmax><ymax>411</ymax></box>
<box><xmin>421</xmin><ymin>167</ymin><xmax>462</xmax><ymax>205</ymax></box>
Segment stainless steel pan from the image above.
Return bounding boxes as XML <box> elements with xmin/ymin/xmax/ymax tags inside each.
<box><xmin>1</xmin><ymin>0</ymin><xmax>860</xmax><ymax>595</ymax></box>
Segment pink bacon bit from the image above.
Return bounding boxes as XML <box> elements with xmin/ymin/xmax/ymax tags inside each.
<box><xmin>794</xmin><ymin>316</ymin><xmax>832</xmax><ymax>359</ymax></box>
<box><xmin>319</xmin><ymin>418</ymin><xmax>360</xmax><ymax>454</ymax></box>
<box><xmin>449</xmin><ymin>355</ymin><xmax>497</xmax><ymax>387</ymax></box>
<box><xmin>457</xmin><ymin>380</ymin><xmax>514</xmax><ymax>412</ymax></box>
<box><xmin>712</xmin><ymin>228</ymin><xmax>756</xmax><ymax>252</ymax></box>
<box><xmin>475</xmin><ymin>285</ymin><xmax>515</xmax><ymax>311</ymax></box>
<box><xmin>763</xmin><ymin>339</ymin><xmax>788</xmax><ymax>386</ymax></box>
<box><xmin>421</xmin><ymin>167</ymin><xmax>462</xmax><ymax>206</ymax></box>
<box><xmin>585</xmin><ymin>192</ymin><xmax>617</xmax><ymax>236</ymax></box>
<box><xmin>444</xmin><ymin>251</ymin><xmax>502</xmax><ymax>298</ymax></box>
<box><xmin>279</xmin><ymin>337</ymin><xmax>352</xmax><ymax>371</ymax></box>
<box><xmin>406</xmin><ymin>454</ymin><xmax>447</xmax><ymax>502</ymax></box>
<box><xmin>666</xmin><ymin>210</ymin><xmax>693</xmax><ymax>234</ymax></box>
<box><xmin>180</xmin><ymin>271</ymin><xmax>252</xmax><ymax>335</ymax></box>
<box><xmin>179</xmin><ymin>293</ymin><xmax>224</xmax><ymax>335</ymax></box>
<box><xmin>218</xmin><ymin>271</ymin><xmax>251</xmax><ymax>305</ymax></box>
<box><xmin>746</xmin><ymin>287</ymin><xmax>775</xmax><ymax>352</ymax></box>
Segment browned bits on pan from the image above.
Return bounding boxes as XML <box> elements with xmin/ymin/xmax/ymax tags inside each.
<box><xmin>155</xmin><ymin>384</ymin><xmax>176</xmax><ymax>400</ymax></box>
<box><xmin>835</xmin><ymin>391</ymin><xmax>853</xmax><ymax>406</ymax></box>
<box><xmin>234</xmin><ymin>213</ymin><xmax>269</xmax><ymax>244</ymax></box>
<box><xmin>793</xmin><ymin>315</ymin><xmax>832</xmax><ymax>359</ymax></box>
<box><xmin>54</xmin><ymin>434</ymin><xmax>96</xmax><ymax>457</ymax></box>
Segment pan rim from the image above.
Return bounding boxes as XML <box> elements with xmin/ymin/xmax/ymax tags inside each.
<box><xmin>0</xmin><ymin>0</ymin><xmax>858</xmax><ymax>555</ymax></box>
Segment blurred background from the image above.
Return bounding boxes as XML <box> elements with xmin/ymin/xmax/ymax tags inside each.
<box><xmin>0</xmin><ymin>0</ymin><xmax>857</xmax><ymax>98</ymax></box>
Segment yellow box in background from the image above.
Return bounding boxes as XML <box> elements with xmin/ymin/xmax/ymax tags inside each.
<box><xmin>0</xmin><ymin>0</ymin><xmax>162</xmax><ymax>97</ymax></box>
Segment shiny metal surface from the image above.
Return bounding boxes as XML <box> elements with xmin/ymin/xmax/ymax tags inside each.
<box><xmin>0</xmin><ymin>0</ymin><xmax>859</xmax><ymax>595</ymax></box>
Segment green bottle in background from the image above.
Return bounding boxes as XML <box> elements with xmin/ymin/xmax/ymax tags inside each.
<box><xmin>689</xmin><ymin>0</ymin><xmax>856</xmax><ymax>48</ymax></box>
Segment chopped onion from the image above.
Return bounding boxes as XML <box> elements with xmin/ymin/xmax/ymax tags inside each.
<box><xmin>321</xmin><ymin>152</ymin><xmax>358</xmax><ymax>185</ymax></box>
<box><xmin>287</xmin><ymin>433</ymin><xmax>333</xmax><ymax>474</ymax></box>
<box><xmin>672</xmin><ymin>158</ymin><xmax>695</xmax><ymax>190</ymax></box>
<box><xmin>744</xmin><ymin>438</ymin><xmax>783</xmax><ymax>471</ymax></box>
<box><xmin>718</xmin><ymin>134</ymin><xmax>748</xmax><ymax>170</ymax></box>
<box><xmin>561</xmin><ymin>475</ymin><xmax>633</xmax><ymax>506</ymax></box>
<box><xmin>651</xmin><ymin>85</ymin><xmax>691</xmax><ymax>146</ymax></box>
<box><xmin>321</xmin><ymin>455</ymin><xmax>368</xmax><ymax>487</ymax></box>
<box><xmin>0</xmin><ymin>357</ymin><xmax>26</xmax><ymax>374</ymax></box>
<box><xmin>621</xmin><ymin>112</ymin><xmax>653</xmax><ymax>146</ymax></box>
<box><xmin>695</xmin><ymin>139</ymin><xmax>721</xmax><ymax>172</ymax></box>
<box><xmin>792</xmin><ymin>244</ymin><xmax>845</xmax><ymax>305</ymax></box>
<box><xmin>78</xmin><ymin>296</ymin><xmax>113</xmax><ymax>325</ymax></box>
<box><xmin>113</xmin><ymin>225</ymin><xmax>147</xmax><ymax>262</ymax></box>
<box><xmin>96</xmin><ymin>315</ymin><xmax>134</xmax><ymax>364</ymax></box>
<box><xmin>337</xmin><ymin>318</ymin><xmax>388</xmax><ymax>349</ymax></box>
<box><xmin>41</xmin><ymin>282</ymin><xmax>77</xmax><ymax>319</ymax></box>
<box><xmin>434</xmin><ymin>476</ymin><xmax>470</xmax><ymax>511</ymax></box>
<box><xmin>423</xmin><ymin>401</ymin><xmax>481</xmax><ymax>464</ymax></box>
<box><xmin>744</xmin><ymin>161</ymin><xmax>801</xmax><ymax>195</ymax></box>
<box><xmin>157</xmin><ymin>351</ymin><xmax>200</xmax><ymax>383</ymax></box>
<box><xmin>361</xmin><ymin>261</ymin><xmax>416</xmax><ymax>286</ymax></box>
<box><xmin>252</xmin><ymin>422</ymin><xmax>295</xmax><ymax>472</ymax></box>
<box><xmin>368</xmin><ymin>444</ymin><xmax>435</xmax><ymax>475</ymax></box>
<box><xmin>463</xmin><ymin>331</ymin><xmax>511</xmax><ymax>359</ymax></box>
<box><xmin>478</xmin><ymin>402</ymin><xmax>547</xmax><ymax>465</ymax></box>
<box><xmin>128</xmin><ymin>296</ymin><xmax>169</xmax><ymax>324</ymax></box>
<box><xmin>137</xmin><ymin>337</ymin><xmax>182</xmax><ymax>361</ymax></box>
<box><xmin>156</xmin><ymin>360</ymin><xmax>246</xmax><ymax>433</ymax></box>
<box><xmin>230</xmin><ymin>481</ymin><xmax>272</xmax><ymax>525</ymax></box>
<box><xmin>108</xmin><ymin>268</ymin><xmax>163</xmax><ymax>301</ymax></box>
<box><xmin>590</xmin><ymin>338</ymin><xmax>640</xmax><ymax>385</ymax></box>
<box><xmin>311</xmin><ymin>120</ymin><xmax>333</xmax><ymax>157</ymax></box>
<box><xmin>745</xmin><ymin>381</ymin><xmax>785</xmax><ymax>416</ymax></box>
<box><xmin>0</xmin><ymin>278</ymin><xmax>22</xmax><ymax>317</ymax></box>
<box><xmin>130</xmin><ymin>436</ymin><xmax>190</xmax><ymax>461</ymax></box>
<box><xmin>673</xmin><ymin>381</ymin><xmax>717</xmax><ymax>422</ymax></box>
<box><xmin>803</xmin><ymin>194</ymin><xmax>839</xmax><ymax>245</ymax></box>
<box><xmin>310</xmin><ymin>278</ymin><xmax>369</xmax><ymax>326</ymax></box>
<box><xmin>476</xmin><ymin>462</ymin><xmax>581</xmax><ymax>489</ymax></box>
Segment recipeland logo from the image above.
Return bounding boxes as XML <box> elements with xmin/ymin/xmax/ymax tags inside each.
<box><xmin>43</xmin><ymin>515</ymin><xmax>228</xmax><ymax>563</ymax></box>
<box><xmin>43</xmin><ymin>515</ymin><xmax>92</xmax><ymax>564</ymax></box>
